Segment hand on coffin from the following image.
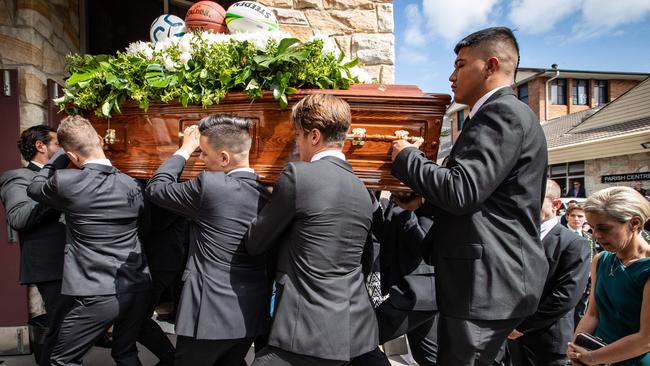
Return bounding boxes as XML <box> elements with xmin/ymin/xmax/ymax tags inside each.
<box><xmin>391</xmin><ymin>138</ymin><xmax>423</xmax><ymax>162</ymax></box>
<box><xmin>391</xmin><ymin>191</ymin><xmax>423</xmax><ymax>211</ymax></box>
<box><xmin>180</xmin><ymin>125</ymin><xmax>201</xmax><ymax>156</ymax></box>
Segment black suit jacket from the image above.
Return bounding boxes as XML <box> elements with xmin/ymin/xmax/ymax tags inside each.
<box><xmin>391</xmin><ymin>87</ymin><xmax>549</xmax><ymax>320</ymax></box>
<box><xmin>27</xmin><ymin>150</ymin><xmax>150</xmax><ymax>296</ymax></box>
<box><xmin>373</xmin><ymin>202</ymin><xmax>436</xmax><ymax>312</ymax></box>
<box><xmin>565</xmin><ymin>187</ymin><xmax>586</xmax><ymax>198</ymax></box>
<box><xmin>517</xmin><ymin>222</ymin><xmax>590</xmax><ymax>354</ymax></box>
<box><xmin>142</xmin><ymin>203</ymin><xmax>189</xmax><ymax>272</ymax></box>
<box><xmin>0</xmin><ymin>163</ymin><xmax>66</xmax><ymax>284</ymax></box>
<box><xmin>146</xmin><ymin>155</ymin><xmax>271</xmax><ymax>340</ymax></box>
<box><xmin>244</xmin><ymin>156</ymin><xmax>379</xmax><ymax>361</ymax></box>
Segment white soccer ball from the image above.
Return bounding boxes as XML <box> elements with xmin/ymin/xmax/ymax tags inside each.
<box><xmin>150</xmin><ymin>14</ymin><xmax>186</xmax><ymax>43</ymax></box>
<box><xmin>225</xmin><ymin>1</ymin><xmax>279</xmax><ymax>33</ymax></box>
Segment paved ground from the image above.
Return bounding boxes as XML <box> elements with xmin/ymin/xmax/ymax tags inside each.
<box><xmin>0</xmin><ymin>319</ymin><xmax>415</xmax><ymax>365</ymax></box>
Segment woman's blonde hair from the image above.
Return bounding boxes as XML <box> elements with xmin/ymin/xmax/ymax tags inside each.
<box><xmin>583</xmin><ymin>186</ymin><xmax>650</xmax><ymax>229</ymax></box>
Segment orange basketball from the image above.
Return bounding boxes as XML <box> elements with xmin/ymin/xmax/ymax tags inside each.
<box><xmin>185</xmin><ymin>1</ymin><xmax>227</xmax><ymax>34</ymax></box>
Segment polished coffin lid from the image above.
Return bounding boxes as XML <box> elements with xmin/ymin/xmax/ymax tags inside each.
<box><xmin>87</xmin><ymin>84</ymin><xmax>451</xmax><ymax>190</ymax></box>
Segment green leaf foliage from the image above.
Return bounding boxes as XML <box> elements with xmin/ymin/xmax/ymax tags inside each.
<box><xmin>57</xmin><ymin>33</ymin><xmax>367</xmax><ymax>117</ymax></box>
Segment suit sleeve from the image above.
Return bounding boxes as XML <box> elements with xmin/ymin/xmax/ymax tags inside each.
<box><xmin>392</xmin><ymin>106</ymin><xmax>523</xmax><ymax>215</ymax></box>
<box><xmin>0</xmin><ymin>171</ymin><xmax>60</xmax><ymax>231</ymax></box>
<box><xmin>517</xmin><ymin>235</ymin><xmax>591</xmax><ymax>332</ymax></box>
<box><xmin>144</xmin><ymin>155</ymin><xmax>202</xmax><ymax>219</ymax></box>
<box><xmin>244</xmin><ymin>164</ymin><xmax>296</xmax><ymax>256</ymax></box>
<box><xmin>26</xmin><ymin>149</ymin><xmax>71</xmax><ymax>210</ymax></box>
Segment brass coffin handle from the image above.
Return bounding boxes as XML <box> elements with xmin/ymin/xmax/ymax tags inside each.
<box><xmin>345</xmin><ymin>128</ymin><xmax>423</xmax><ymax>146</ymax></box>
<box><xmin>104</xmin><ymin>128</ymin><xmax>116</xmax><ymax>145</ymax></box>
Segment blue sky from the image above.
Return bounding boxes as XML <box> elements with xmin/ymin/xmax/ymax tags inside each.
<box><xmin>394</xmin><ymin>0</ymin><xmax>650</xmax><ymax>94</ymax></box>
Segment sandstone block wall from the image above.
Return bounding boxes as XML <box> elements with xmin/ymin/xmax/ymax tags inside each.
<box><xmin>0</xmin><ymin>0</ymin><xmax>79</xmax><ymax>131</ymax></box>
<box><xmin>261</xmin><ymin>0</ymin><xmax>395</xmax><ymax>84</ymax></box>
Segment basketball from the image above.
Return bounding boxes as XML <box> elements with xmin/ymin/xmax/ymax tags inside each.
<box><xmin>149</xmin><ymin>14</ymin><xmax>185</xmax><ymax>42</ymax></box>
<box><xmin>225</xmin><ymin>1</ymin><xmax>279</xmax><ymax>33</ymax></box>
<box><xmin>185</xmin><ymin>1</ymin><xmax>227</xmax><ymax>34</ymax></box>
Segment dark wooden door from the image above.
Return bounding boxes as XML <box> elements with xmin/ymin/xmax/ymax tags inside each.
<box><xmin>0</xmin><ymin>69</ymin><xmax>28</xmax><ymax>326</ymax></box>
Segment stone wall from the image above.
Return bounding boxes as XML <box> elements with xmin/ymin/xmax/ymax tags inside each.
<box><xmin>261</xmin><ymin>0</ymin><xmax>395</xmax><ymax>84</ymax></box>
<box><xmin>585</xmin><ymin>152</ymin><xmax>650</xmax><ymax>193</ymax></box>
<box><xmin>0</xmin><ymin>0</ymin><xmax>79</xmax><ymax>131</ymax></box>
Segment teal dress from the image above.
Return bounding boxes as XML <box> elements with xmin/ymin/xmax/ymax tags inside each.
<box><xmin>594</xmin><ymin>251</ymin><xmax>650</xmax><ymax>365</ymax></box>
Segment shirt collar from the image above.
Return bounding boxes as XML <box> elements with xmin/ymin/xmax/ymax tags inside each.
<box><xmin>540</xmin><ymin>216</ymin><xmax>559</xmax><ymax>240</ymax></box>
<box><xmin>83</xmin><ymin>158</ymin><xmax>112</xmax><ymax>167</ymax></box>
<box><xmin>310</xmin><ymin>150</ymin><xmax>346</xmax><ymax>162</ymax></box>
<box><xmin>227</xmin><ymin>167</ymin><xmax>255</xmax><ymax>175</ymax></box>
<box><xmin>469</xmin><ymin>85</ymin><xmax>510</xmax><ymax>119</ymax></box>
<box><xmin>30</xmin><ymin>161</ymin><xmax>44</xmax><ymax>169</ymax></box>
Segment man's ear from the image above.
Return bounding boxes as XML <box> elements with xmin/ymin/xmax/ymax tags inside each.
<box><xmin>65</xmin><ymin>151</ymin><xmax>80</xmax><ymax>166</ymax></box>
<box><xmin>486</xmin><ymin>56</ymin><xmax>499</xmax><ymax>76</ymax></box>
<box><xmin>310</xmin><ymin>128</ymin><xmax>321</xmax><ymax>146</ymax></box>
<box><xmin>35</xmin><ymin>140</ymin><xmax>47</xmax><ymax>153</ymax></box>
<box><xmin>220</xmin><ymin>150</ymin><xmax>231</xmax><ymax>167</ymax></box>
<box><xmin>552</xmin><ymin>199</ymin><xmax>562</xmax><ymax>211</ymax></box>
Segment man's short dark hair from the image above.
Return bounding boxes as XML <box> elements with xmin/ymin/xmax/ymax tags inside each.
<box><xmin>198</xmin><ymin>115</ymin><xmax>252</xmax><ymax>157</ymax></box>
<box><xmin>566</xmin><ymin>204</ymin><xmax>585</xmax><ymax>216</ymax></box>
<box><xmin>454</xmin><ymin>26</ymin><xmax>520</xmax><ymax>77</ymax></box>
<box><xmin>18</xmin><ymin>125</ymin><xmax>56</xmax><ymax>161</ymax></box>
<box><xmin>291</xmin><ymin>94</ymin><xmax>350</xmax><ymax>146</ymax></box>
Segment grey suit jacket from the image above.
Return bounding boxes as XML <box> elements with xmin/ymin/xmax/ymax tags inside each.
<box><xmin>0</xmin><ymin>163</ymin><xmax>66</xmax><ymax>284</ymax></box>
<box><xmin>27</xmin><ymin>150</ymin><xmax>150</xmax><ymax>296</ymax></box>
<box><xmin>245</xmin><ymin>156</ymin><xmax>379</xmax><ymax>361</ymax></box>
<box><xmin>145</xmin><ymin>155</ymin><xmax>271</xmax><ymax>340</ymax></box>
<box><xmin>392</xmin><ymin>87</ymin><xmax>549</xmax><ymax>320</ymax></box>
<box><xmin>518</xmin><ymin>223</ymin><xmax>590</xmax><ymax>354</ymax></box>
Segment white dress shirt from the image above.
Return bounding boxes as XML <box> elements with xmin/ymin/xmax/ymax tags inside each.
<box><xmin>83</xmin><ymin>158</ymin><xmax>112</xmax><ymax>167</ymax></box>
<box><xmin>469</xmin><ymin>85</ymin><xmax>510</xmax><ymax>119</ymax></box>
<box><xmin>540</xmin><ymin>216</ymin><xmax>559</xmax><ymax>240</ymax></box>
<box><xmin>30</xmin><ymin>161</ymin><xmax>44</xmax><ymax>169</ymax></box>
<box><xmin>310</xmin><ymin>150</ymin><xmax>346</xmax><ymax>162</ymax></box>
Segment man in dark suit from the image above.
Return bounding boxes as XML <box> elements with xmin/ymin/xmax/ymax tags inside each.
<box><xmin>244</xmin><ymin>94</ymin><xmax>379</xmax><ymax>366</ymax></box>
<box><xmin>565</xmin><ymin>180</ymin><xmax>586</xmax><ymax>198</ymax></box>
<box><xmin>507</xmin><ymin>179</ymin><xmax>590</xmax><ymax>366</ymax></box>
<box><xmin>27</xmin><ymin>115</ymin><xmax>151</xmax><ymax>366</ymax></box>
<box><xmin>390</xmin><ymin>27</ymin><xmax>549</xmax><ymax>365</ymax></box>
<box><xmin>350</xmin><ymin>192</ymin><xmax>438</xmax><ymax>366</ymax></box>
<box><xmin>137</xmin><ymin>204</ymin><xmax>189</xmax><ymax>366</ymax></box>
<box><xmin>145</xmin><ymin>115</ymin><xmax>271</xmax><ymax>366</ymax></box>
<box><xmin>0</xmin><ymin>125</ymin><xmax>70</xmax><ymax>366</ymax></box>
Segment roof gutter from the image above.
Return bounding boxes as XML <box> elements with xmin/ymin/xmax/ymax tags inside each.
<box><xmin>545</xmin><ymin>67</ymin><xmax>560</xmax><ymax>122</ymax></box>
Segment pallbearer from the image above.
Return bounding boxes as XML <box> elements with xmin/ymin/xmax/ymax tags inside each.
<box><xmin>145</xmin><ymin>115</ymin><xmax>271</xmax><ymax>366</ymax></box>
<box><xmin>245</xmin><ymin>94</ymin><xmax>379</xmax><ymax>366</ymax></box>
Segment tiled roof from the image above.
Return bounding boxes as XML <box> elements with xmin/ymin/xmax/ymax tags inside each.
<box><xmin>543</xmin><ymin>110</ymin><xmax>650</xmax><ymax>149</ymax></box>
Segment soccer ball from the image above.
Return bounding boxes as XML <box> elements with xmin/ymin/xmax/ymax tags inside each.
<box><xmin>150</xmin><ymin>14</ymin><xmax>186</xmax><ymax>42</ymax></box>
<box><xmin>225</xmin><ymin>1</ymin><xmax>279</xmax><ymax>33</ymax></box>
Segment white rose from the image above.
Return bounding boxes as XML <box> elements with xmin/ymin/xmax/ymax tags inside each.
<box><xmin>179</xmin><ymin>52</ymin><xmax>192</xmax><ymax>67</ymax></box>
<box><xmin>163</xmin><ymin>55</ymin><xmax>177</xmax><ymax>72</ymax></box>
<box><xmin>350</xmin><ymin>66</ymin><xmax>372</xmax><ymax>83</ymax></box>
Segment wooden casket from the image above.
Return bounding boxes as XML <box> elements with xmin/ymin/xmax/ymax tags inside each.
<box><xmin>88</xmin><ymin>84</ymin><xmax>450</xmax><ymax>190</ymax></box>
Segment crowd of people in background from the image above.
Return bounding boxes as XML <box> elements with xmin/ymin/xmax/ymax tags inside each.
<box><xmin>1</xmin><ymin>26</ymin><xmax>649</xmax><ymax>366</ymax></box>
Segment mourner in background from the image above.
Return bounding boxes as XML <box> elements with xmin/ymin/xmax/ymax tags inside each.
<box><xmin>146</xmin><ymin>116</ymin><xmax>271</xmax><ymax>366</ymax></box>
<box><xmin>245</xmin><ymin>94</ymin><xmax>378</xmax><ymax>366</ymax></box>
<box><xmin>567</xmin><ymin>187</ymin><xmax>650</xmax><ymax>366</ymax></box>
<box><xmin>0</xmin><ymin>125</ymin><xmax>70</xmax><ymax>366</ymax></box>
<box><xmin>507</xmin><ymin>180</ymin><xmax>590</xmax><ymax>366</ymax></box>
<box><xmin>390</xmin><ymin>26</ymin><xmax>549</xmax><ymax>365</ymax></box>
<box><xmin>565</xmin><ymin>180</ymin><xmax>587</xmax><ymax>198</ymax></box>
<box><xmin>27</xmin><ymin>115</ymin><xmax>151</xmax><ymax>366</ymax></box>
<box><xmin>350</xmin><ymin>191</ymin><xmax>438</xmax><ymax>366</ymax></box>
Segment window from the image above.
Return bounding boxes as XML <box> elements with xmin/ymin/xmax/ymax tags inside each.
<box><xmin>594</xmin><ymin>80</ymin><xmax>609</xmax><ymax>106</ymax></box>
<box><xmin>572</xmin><ymin>79</ymin><xmax>589</xmax><ymax>105</ymax></box>
<box><xmin>457</xmin><ymin>109</ymin><xmax>465</xmax><ymax>130</ymax></box>
<box><xmin>551</xmin><ymin>78</ymin><xmax>567</xmax><ymax>105</ymax></box>
<box><xmin>548</xmin><ymin>161</ymin><xmax>585</xmax><ymax>196</ymax></box>
<box><xmin>518</xmin><ymin>83</ymin><xmax>529</xmax><ymax>104</ymax></box>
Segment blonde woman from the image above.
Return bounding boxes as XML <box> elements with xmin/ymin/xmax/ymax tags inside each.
<box><xmin>567</xmin><ymin>186</ymin><xmax>650</xmax><ymax>365</ymax></box>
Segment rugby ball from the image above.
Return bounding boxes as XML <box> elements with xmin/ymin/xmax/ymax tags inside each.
<box><xmin>225</xmin><ymin>1</ymin><xmax>279</xmax><ymax>33</ymax></box>
<box><xmin>150</xmin><ymin>14</ymin><xmax>185</xmax><ymax>42</ymax></box>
